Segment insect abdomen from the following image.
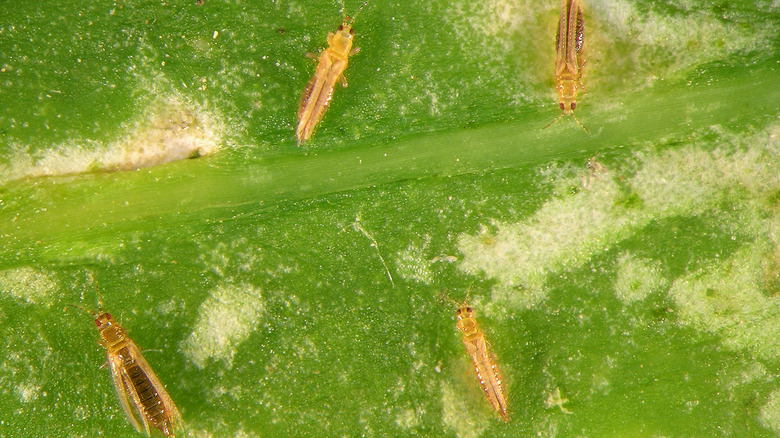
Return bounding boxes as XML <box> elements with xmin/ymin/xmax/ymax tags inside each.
<box><xmin>464</xmin><ymin>335</ymin><xmax>508</xmax><ymax>421</ymax></box>
<box><xmin>121</xmin><ymin>348</ymin><xmax>175</xmax><ymax>436</ymax></box>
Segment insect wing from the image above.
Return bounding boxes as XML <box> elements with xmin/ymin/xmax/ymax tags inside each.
<box><xmin>298</xmin><ymin>53</ymin><xmax>330</xmax><ymax>121</ymax></box>
<box><xmin>296</xmin><ymin>54</ymin><xmax>343</xmax><ymax>143</ymax></box>
<box><xmin>474</xmin><ymin>336</ymin><xmax>508</xmax><ymax>420</ymax></box>
<box><xmin>129</xmin><ymin>341</ymin><xmax>182</xmax><ymax>436</ymax></box>
<box><xmin>567</xmin><ymin>0</ymin><xmax>584</xmax><ymax>64</ymax></box>
<box><xmin>554</xmin><ymin>0</ymin><xmax>568</xmax><ymax>73</ymax></box>
<box><xmin>297</xmin><ymin>73</ymin><xmax>318</xmax><ymax>120</ymax></box>
<box><xmin>297</xmin><ymin>54</ymin><xmax>332</xmax><ymax>142</ymax></box>
<box><xmin>570</xmin><ymin>0</ymin><xmax>585</xmax><ymax>54</ymax></box>
<box><xmin>108</xmin><ymin>350</ymin><xmax>146</xmax><ymax>434</ymax></box>
<box><xmin>463</xmin><ymin>335</ymin><xmax>508</xmax><ymax>421</ymax></box>
<box><xmin>451</xmin><ymin>300</ymin><xmax>509</xmax><ymax>422</ymax></box>
<box><xmin>309</xmin><ymin>59</ymin><xmax>341</xmax><ymax>124</ymax></box>
<box><xmin>555</xmin><ymin>0</ymin><xmax>584</xmax><ymax>75</ymax></box>
<box><xmin>113</xmin><ymin>341</ymin><xmax>181</xmax><ymax>436</ymax></box>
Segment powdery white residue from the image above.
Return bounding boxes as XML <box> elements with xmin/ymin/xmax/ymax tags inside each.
<box><xmin>181</xmin><ymin>427</ymin><xmax>261</xmax><ymax>438</ymax></box>
<box><xmin>443</xmin><ymin>0</ymin><xmax>534</xmax><ymax>65</ymax></box>
<box><xmin>760</xmin><ymin>387</ymin><xmax>780</xmax><ymax>434</ymax></box>
<box><xmin>724</xmin><ymin>361</ymin><xmax>768</xmax><ymax>392</ymax></box>
<box><xmin>458</xmin><ymin>125</ymin><xmax>780</xmax><ymax>310</ymax></box>
<box><xmin>442</xmin><ymin>0</ymin><xmax>536</xmax><ymax>102</ymax></box>
<box><xmin>533</xmin><ymin>416</ymin><xmax>561</xmax><ymax>438</ymax></box>
<box><xmin>543</xmin><ymin>387</ymin><xmax>573</xmax><ymax>414</ymax></box>
<box><xmin>444</xmin><ymin>0</ymin><xmax>773</xmax><ymax>105</ymax></box>
<box><xmin>613</xmin><ymin>253</ymin><xmax>667</xmax><ymax>304</ymax></box>
<box><xmin>16</xmin><ymin>382</ymin><xmax>41</xmax><ymax>403</ymax></box>
<box><xmin>630</xmin><ymin>135</ymin><xmax>780</xmax><ymax>217</ymax></box>
<box><xmin>181</xmin><ymin>283</ymin><xmax>264</xmax><ymax>369</ymax></box>
<box><xmin>0</xmin><ymin>267</ymin><xmax>58</xmax><ymax>306</ymax></box>
<box><xmin>394</xmin><ymin>407</ymin><xmax>421</xmax><ymax>430</ymax></box>
<box><xmin>440</xmin><ymin>380</ymin><xmax>489</xmax><ymax>438</ymax></box>
<box><xmin>0</xmin><ymin>96</ymin><xmax>224</xmax><ymax>183</ymax></box>
<box><xmin>590</xmin><ymin>0</ymin><xmax>774</xmax><ymax>78</ymax></box>
<box><xmin>0</xmin><ymin>326</ymin><xmax>53</xmax><ymax>407</ymax></box>
<box><xmin>668</xmin><ymin>243</ymin><xmax>780</xmax><ymax>361</ymax></box>
<box><xmin>199</xmin><ymin>237</ymin><xmax>264</xmax><ymax>279</ymax></box>
<box><xmin>102</xmin><ymin>99</ymin><xmax>221</xmax><ymax>171</ymax></box>
<box><xmin>459</xmin><ymin>176</ymin><xmax>647</xmax><ymax>308</ymax></box>
<box><xmin>395</xmin><ymin>241</ymin><xmax>434</xmax><ymax>285</ymax></box>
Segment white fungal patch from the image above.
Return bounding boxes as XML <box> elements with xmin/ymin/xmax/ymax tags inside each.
<box><xmin>439</xmin><ymin>380</ymin><xmax>489</xmax><ymax>438</ymax></box>
<box><xmin>395</xmin><ymin>242</ymin><xmax>434</xmax><ymax>285</ymax></box>
<box><xmin>102</xmin><ymin>99</ymin><xmax>222</xmax><ymax>171</ymax></box>
<box><xmin>199</xmin><ymin>237</ymin><xmax>263</xmax><ymax>280</ymax></box>
<box><xmin>459</xmin><ymin>124</ymin><xmax>780</xmax><ymax>310</ymax></box>
<box><xmin>543</xmin><ymin>387</ymin><xmax>573</xmax><ymax>414</ymax></box>
<box><xmin>183</xmin><ymin>427</ymin><xmax>261</xmax><ymax>438</ymax></box>
<box><xmin>443</xmin><ymin>0</ymin><xmax>533</xmax><ymax>63</ymax></box>
<box><xmin>394</xmin><ymin>408</ymin><xmax>420</xmax><ymax>429</ymax></box>
<box><xmin>613</xmin><ymin>253</ymin><xmax>666</xmax><ymax>304</ymax></box>
<box><xmin>668</xmin><ymin>243</ymin><xmax>780</xmax><ymax>361</ymax></box>
<box><xmin>459</xmin><ymin>175</ymin><xmax>646</xmax><ymax>308</ymax></box>
<box><xmin>15</xmin><ymin>382</ymin><xmax>41</xmax><ymax>403</ymax></box>
<box><xmin>0</xmin><ymin>326</ymin><xmax>53</xmax><ymax>408</ymax></box>
<box><xmin>0</xmin><ymin>267</ymin><xmax>58</xmax><ymax>306</ymax></box>
<box><xmin>589</xmin><ymin>0</ymin><xmax>775</xmax><ymax>78</ymax></box>
<box><xmin>459</xmin><ymin>124</ymin><xmax>780</xmax><ymax>434</ymax></box>
<box><xmin>760</xmin><ymin>387</ymin><xmax>780</xmax><ymax>434</ymax></box>
<box><xmin>181</xmin><ymin>283</ymin><xmax>264</xmax><ymax>369</ymax></box>
<box><xmin>443</xmin><ymin>0</ymin><xmax>774</xmax><ymax>106</ymax></box>
<box><xmin>587</xmin><ymin>0</ymin><xmax>775</xmax><ymax>96</ymax></box>
<box><xmin>0</xmin><ymin>95</ymin><xmax>225</xmax><ymax>183</ymax></box>
<box><xmin>630</xmin><ymin>136</ymin><xmax>780</xmax><ymax>217</ymax></box>
<box><xmin>724</xmin><ymin>361</ymin><xmax>768</xmax><ymax>391</ymax></box>
<box><xmin>442</xmin><ymin>0</ymin><xmax>535</xmax><ymax>102</ymax></box>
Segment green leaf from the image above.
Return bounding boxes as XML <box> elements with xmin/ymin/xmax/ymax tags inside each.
<box><xmin>1</xmin><ymin>0</ymin><xmax>779</xmax><ymax>437</ymax></box>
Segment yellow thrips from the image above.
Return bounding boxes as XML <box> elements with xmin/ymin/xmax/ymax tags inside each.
<box><xmin>69</xmin><ymin>304</ymin><xmax>182</xmax><ymax>437</ymax></box>
<box><xmin>296</xmin><ymin>1</ymin><xmax>369</xmax><ymax>145</ymax></box>
<box><xmin>545</xmin><ymin>0</ymin><xmax>588</xmax><ymax>132</ymax></box>
<box><xmin>452</xmin><ymin>300</ymin><xmax>509</xmax><ymax>421</ymax></box>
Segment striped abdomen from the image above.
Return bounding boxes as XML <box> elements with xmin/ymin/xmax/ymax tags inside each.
<box><xmin>119</xmin><ymin>347</ymin><xmax>176</xmax><ymax>436</ymax></box>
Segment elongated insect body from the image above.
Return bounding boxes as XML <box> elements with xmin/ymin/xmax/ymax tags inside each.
<box><xmin>296</xmin><ymin>1</ymin><xmax>369</xmax><ymax>145</ymax></box>
<box><xmin>545</xmin><ymin>0</ymin><xmax>588</xmax><ymax>132</ymax></box>
<box><xmin>70</xmin><ymin>306</ymin><xmax>182</xmax><ymax>437</ymax></box>
<box><xmin>453</xmin><ymin>301</ymin><xmax>509</xmax><ymax>421</ymax></box>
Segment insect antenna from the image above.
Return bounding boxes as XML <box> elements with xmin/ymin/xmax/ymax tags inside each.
<box><xmin>339</xmin><ymin>0</ymin><xmax>347</xmax><ymax>19</ymax></box>
<box><xmin>543</xmin><ymin>113</ymin><xmax>589</xmax><ymax>133</ymax></box>
<box><xmin>437</xmin><ymin>288</ymin><xmax>472</xmax><ymax>308</ymax></box>
<box><xmin>347</xmin><ymin>0</ymin><xmax>370</xmax><ymax>25</ymax></box>
<box><xmin>463</xmin><ymin>285</ymin><xmax>473</xmax><ymax>303</ymax></box>
<box><xmin>63</xmin><ymin>274</ymin><xmax>105</xmax><ymax>316</ymax></box>
<box><xmin>437</xmin><ymin>290</ymin><xmax>460</xmax><ymax>307</ymax></box>
<box><xmin>571</xmin><ymin>113</ymin><xmax>590</xmax><ymax>133</ymax></box>
<box><xmin>87</xmin><ymin>273</ymin><xmax>106</xmax><ymax>313</ymax></box>
<box><xmin>95</xmin><ymin>287</ymin><xmax>105</xmax><ymax>314</ymax></box>
<box><xmin>63</xmin><ymin>303</ymin><xmax>97</xmax><ymax>317</ymax></box>
<box><xmin>543</xmin><ymin>113</ymin><xmax>564</xmax><ymax>130</ymax></box>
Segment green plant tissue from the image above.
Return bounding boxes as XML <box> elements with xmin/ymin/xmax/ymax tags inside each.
<box><xmin>0</xmin><ymin>0</ymin><xmax>779</xmax><ymax>437</ymax></box>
